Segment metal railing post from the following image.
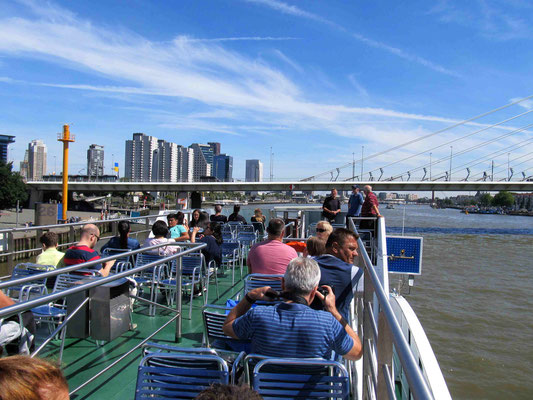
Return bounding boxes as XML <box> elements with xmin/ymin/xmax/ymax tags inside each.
<box><xmin>7</xmin><ymin>232</ymin><xmax>15</xmax><ymax>271</ymax></box>
<box><xmin>175</xmin><ymin>256</ymin><xmax>182</xmax><ymax>342</ymax></box>
<box><xmin>363</xmin><ymin>267</ymin><xmax>374</xmax><ymax>399</ymax></box>
<box><xmin>69</xmin><ymin>225</ymin><xmax>75</xmax><ymax>244</ymax></box>
<box><xmin>377</xmin><ymin>310</ymin><xmax>393</xmax><ymax>399</ymax></box>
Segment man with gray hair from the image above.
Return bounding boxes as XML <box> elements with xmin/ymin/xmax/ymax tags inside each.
<box><xmin>223</xmin><ymin>257</ymin><xmax>362</xmax><ymax>360</ymax></box>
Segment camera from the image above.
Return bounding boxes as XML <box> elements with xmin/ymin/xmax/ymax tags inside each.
<box><xmin>317</xmin><ymin>287</ymin><xmax>329</xmax><ymax>297</ymax></box>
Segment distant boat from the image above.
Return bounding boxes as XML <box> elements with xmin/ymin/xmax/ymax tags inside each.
<box><xmin>386</xmin><ymin>204</ymin><xmax>395</xmax><ymax>209</ymax></box>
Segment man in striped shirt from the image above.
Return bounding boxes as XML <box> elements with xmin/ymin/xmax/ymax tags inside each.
<box><xmin>64</xmin><ymin>224</ymin><xmax>115</xmax><ymax>277</ymax></box>
<box><xmin>223</xmin><ymin>257</ymin><xmax>362</xmax><ymax>360</ymax></box>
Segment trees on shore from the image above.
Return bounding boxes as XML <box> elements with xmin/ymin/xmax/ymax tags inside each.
<box><xmin>0</xmin><ymin>161</ymin><xmax>28</xmax><ymax>210</ymax></box>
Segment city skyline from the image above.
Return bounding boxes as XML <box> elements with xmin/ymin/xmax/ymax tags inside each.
<box><xmin>0</xmin><ymin>1</ymin><xmax>532</xmax><ymax>182</ymax></box>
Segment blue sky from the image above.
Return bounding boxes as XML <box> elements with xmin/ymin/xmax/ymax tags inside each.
<box><xmin>0</xmin><ymin>0</ymin><xmax>532</xmax><ymax>182</ymax></box>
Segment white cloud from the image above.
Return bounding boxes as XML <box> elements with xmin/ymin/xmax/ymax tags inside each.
<box><xmin>246</xmin><ymin>0</ymin><xmax>459</xmax><ymax>76</ymax></box>
<box><xmin>347</xmin><ymin>74</ymin><xmax>368</xmax><ymax>97</ymax></box>
<box><xmin>183</xmin><ymin>36</ymin><xmax>298</xmax><ymax>43</ymax></box>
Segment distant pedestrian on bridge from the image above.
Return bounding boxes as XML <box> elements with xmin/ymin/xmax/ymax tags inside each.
<box><xmin>322</xmin><ymin>188</ymin><xmax>341</xmax><ymax>223</ymax></box>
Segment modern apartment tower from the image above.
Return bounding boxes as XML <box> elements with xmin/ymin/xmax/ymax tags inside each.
<box><xmin>177</xmin><ymin>145</ymin><xmax>194</xmax><ymax>182</ymax></box>
<box><xmin>125</xmin><ymin>133</ymin><xmax>158</xmax><ymax>181</ymax></box>
<box><xmin>245</xmin><ymin>159</ymin><xmax>263</xmax><ymax>182</ymax></box>
<box><xmin>213</xmin><ymin>154</ymin><xmax>233</xmax><ymax>182</ymax></box>
<box><xmin>87</xmin><ymin>144</ymin><xmax>104</xmax><ymax>179</ymax></box>
<box><xmin>0</xmin><ymin>135</ymin><xmax>15</xmax><ymax>163</ymax></box>
<box><xmin>28</xmin><ymin>139</ymin><xmax>47</xmax><ymax>181</ymax></box>
<box><xmin>152</xmin><ymin>140</ymin><xmax>178</xmax><ymax>182</ymax></box>
<box><xmin>208</xmin><ymin>142</ymin><xmax>221</xmax><ymax>157</ymax></box>
<box><xmin>189</xmin><ymin>143</ymin><xmax>213</xmax><ymax>181</ymax></box>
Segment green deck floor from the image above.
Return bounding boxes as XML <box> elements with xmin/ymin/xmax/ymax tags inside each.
<box><xmin>39</xmin><ymin>267</ymin><xmax>247</xmax><ymax>399</ymax></box>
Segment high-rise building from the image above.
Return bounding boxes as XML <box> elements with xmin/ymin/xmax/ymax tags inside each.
<box><xmin>125</xmin><ymin>133</ymin><xmax>158</xmax><ymax>181</ymax></box>
<box><xmin>19</xmin><ymin>150</ymin><xmax>29</xmax><ymax>181</ymax></box>
<box><xmin>28</xmin><ymin>139</ymin><xmax>47</xmax><ymax>181</ymax></box>
<box><xmin>213</xmin><ymin>154</ymin><xmax>233</xmax><ymax>182</ymax></box>
<box><xmin>208</xmin><ymin>142</ymin><xmax>221</xmax><ymax>157</ymax></box>
<box><xmin>0</xmin><ymin>135</ymin><xmax>15</xmax><ymax>163</ymax></box>
<box><xmin>177</xmin><ymin>145</ymin><xmax>194</xmax><ymax>182</ymax></box>
<box><xmin>152</xmin><ymin>140</ymin><xmax>178</xmax><ymax>182</ymax></box>
<box><xmin>189</xmin><ymin>143</ymin><xmax>213</xmax><ymax>181</ymax></box>
<box><xmin>245</xmin><ymin>159</ymin><xmax>263</xmax><ymax>182</ymax></box>
<box><xmin>87</xmin><ymin>144</ymin><xmax>104</xmax><ymax>179</ymax></box>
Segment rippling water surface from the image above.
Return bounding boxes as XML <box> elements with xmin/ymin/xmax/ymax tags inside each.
<box><xmin>383</xmin><ymin>205</ymin><xmax>533</xmax><ymax>399</ymax></box>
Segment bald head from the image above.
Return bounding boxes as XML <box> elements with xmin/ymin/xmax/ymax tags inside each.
<box><xmin>363</xmin><ymin>185</ymin><xmax>372</xmax><ymax>194</ymax></box>
<box><xmin>80</xmin><ymin>224</ymin><xmax>100</xmax><ymax>248</ymax></box>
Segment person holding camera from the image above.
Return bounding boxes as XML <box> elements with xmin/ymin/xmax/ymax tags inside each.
<box><xmin>222</xmin><ymin>257</ymin><xmax>362</xmax><ymax>360</ymax></box>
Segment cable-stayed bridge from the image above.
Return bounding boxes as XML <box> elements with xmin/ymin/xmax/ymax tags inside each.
<box><xmin>27</xmin><ymin>96</ymin><xmax>533</xmax><ymax>202</ymax></box>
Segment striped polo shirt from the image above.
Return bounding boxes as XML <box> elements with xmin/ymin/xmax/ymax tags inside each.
<box><xmin>64</xmin><ymin>245</ymin><xmax>102</xmax><ymax>271</ymax></box>
<box><xmin>232</xmin><ymin>302</ymin><xmax>353</xmax><ymax>359</ymax></box>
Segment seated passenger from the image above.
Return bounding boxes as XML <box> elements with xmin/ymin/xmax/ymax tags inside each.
<box><xmin>247</xmin><ymin>218</ymin><xmax>297</xmax><ymax>275</ymax></box>
<box><xmin>0</xmin><ymin>290</ymin><xmax>35</xmax><ymax>355</ymax></box>
<box><xmin>303</xmin><ymin>236</ymin><xmax>326</xmax><ymax>257</ymax></box>
<box><xmin>196</xmin><ymin>383</ymin><xmax>263</xmax><ymax>400</ymax></box>
<box><xmin>189</xmin><ymin>209</ymin><xmax>202</xmax><ymax>228</ymax></box>
<box><xmin>100</xmin><ymin>220</ymin><xmax>141</xmax><ymax>252</ymax></box>
<box><xmin>315</xmin><ymin>220</ymin><xmax>333</xmax><ymax>242</ymax></box>
<box><xmin>166</xmin><ymin>213</ymin><xmax>189</xmax><ymax>242</ymax></box>
<box><xmin>191</xmin><ymin>221</ymin><xmax>222</xmax><ymax>266</ymax></box>
<box><xmin>312</xmin><ymin>228</ymin><xmax>363</xmax><ymax>321</ymax></box>
<box><xmin>250</xmin><ymin>208</ymin><xmax>266</xmax><ymax>224</ymax></box>
<box><xmin>63</xmin><ymin>224</ymin><xmax>115</xmax><ymax>277</ymax></box>
<box><xmin>227</xmin><ymin>205</ymin><xmax>246</xmax><ymax>224</ymax></box>
<box><xmin>223</xmin><ymin>257</ymin><xmax>362</xmax><ymax>360</ymax></box>
<box><xmin>210</xmin><ymin>204</ymin><xmax>228</xmax><ymax>224</ymax></box>
<box><xmin>0</xmin><ymin>355</ymin><xmax>69</xmax><ymax>400</ymax></box>
<box><xmin>36</xmin><ymin>232</ymin><xmax>64</xmax><ymax>269</ymax></box>
<box><xmin>143</xmin><ymin>220</ymin><xmax>179</xmax><ymax>256</ymax></box>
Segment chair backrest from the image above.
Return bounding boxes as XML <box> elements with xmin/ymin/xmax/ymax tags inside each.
<box><xmin>201</xmin><ymin>305</ymin><xmax>234</xmax><ymax>348</ymax></box>
<box><xmin>135</xmin><ymin>353</ymin><xmax>229</xmax><ymax>399</ymax></box>
<box><xmin>135</xmin><ymin>252</ymin><xmax>171</xmax><ymax>274</ymax></box>
<box><xmin>236</xmin><ymin>224</ymin><xmax>255</xmax><ymax>234</ymax></box>
<box><xmin>53</xmin><ymin>271</ymin><xmax>99</xmax><ymax>292</ymax></box>
<box><xmin>227</xmin><ymin>221</ymin><xmax>244</xmax><ymax>226</ymax></box>
<box><xmin>102</xmin><ymin>247</ymin><xmax>135</xmax><ymax>264</ymax></box>
<box><xmin>221</xmin><ymin>242</ymin><xmax>240</xmax><ymax>256</ymax></box>
<box><xmin>142</xmin><ymin>342</ymin><xmax>217</xmax><ymax>357</ymax></box>
<box><xmin>243</xmin><ymin>274</ymin><xmax>284</xmax><ymax>294</ymax></box>
<box><xmin>9</xmin><ymin>263</ymin><xmax>53</xmax><ymax>285</ymax></box>
<box><xmin>252</xmin><ymin>358</ymin><xmax>349</xmax><ymax>400</ymax></box>
<box><xmin>252</xmin><ymin>221</ymin><xmax>265</xmax><ymax>234</ymax></box>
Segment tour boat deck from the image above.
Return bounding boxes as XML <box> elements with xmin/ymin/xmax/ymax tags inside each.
<box><xmin>39</xmin><ymin>268</ymin><xmax>247</xmax><ymax>399</ymax></box>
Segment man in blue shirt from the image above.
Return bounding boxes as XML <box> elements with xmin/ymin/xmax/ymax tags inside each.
<box><xmin>347</xmin><ymin>185</ymin><xmax>364</xmax><ymax>228</ymax></box>
<box><xmin>312</xmin><ymin>228</ymin><xmax>363</xmax><ymax>322</ymax></box>
<box><xmin>223</xmin><ymin>257</ymin><xmax>362</xmax><ymax>360</ymax></box>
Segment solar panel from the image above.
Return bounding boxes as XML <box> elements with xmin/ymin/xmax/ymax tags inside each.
<box><xmin>386</xmin><ymin>236</ymin><xmax>423</xmax><ymax>275</ymax></box>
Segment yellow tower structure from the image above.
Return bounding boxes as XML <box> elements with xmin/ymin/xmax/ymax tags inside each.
<box><xmin>57</xmin><ymin>125</ymin><xmax>75</xmax><ymax>222</ymax></box>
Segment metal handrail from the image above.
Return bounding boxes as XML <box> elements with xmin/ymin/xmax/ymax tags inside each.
<box><xmin>357</xmin><ymin>220</ymin><xmax>434</xmax><ymax>399</ymax></box>
<box><xmin>0</xmin><ymin>212</ymin><xmax>166</xmax><ymax>234</ymax></box>
<box><xmin>0</xmin><ymin>242</ymin><xmax>206</xmax><ymax>320</ymax></box>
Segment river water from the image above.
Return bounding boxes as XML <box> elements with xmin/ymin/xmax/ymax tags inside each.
<box><xmin>239</xmin><ymin>203</ymin><xmax>533</xmax><ymax>399</ymax></box>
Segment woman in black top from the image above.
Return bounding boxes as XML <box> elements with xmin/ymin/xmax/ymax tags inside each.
<box><xmin>190</xmin><ymin>220</ymin><xmax>222</xmax><ymax>266</ymax></box>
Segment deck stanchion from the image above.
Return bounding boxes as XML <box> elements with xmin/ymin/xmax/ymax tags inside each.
<box><xmin>7</xmin><ymin>231</ymin><xmax>14</xmax><ymax>272</ymax></box>
<box><xmin>175</xmin><ymin>255</ymin><xmax>182</xmax><ymax>342</ymax></box>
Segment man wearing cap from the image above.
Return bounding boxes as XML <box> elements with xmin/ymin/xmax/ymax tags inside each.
<box><xmin>346</xmin><ymin>185</ymin><xmax>364</xmax><ymax>228</ymax></box>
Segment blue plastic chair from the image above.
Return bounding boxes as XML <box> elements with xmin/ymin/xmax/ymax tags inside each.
<box><xmin>7</xmin><ymin>263</ymin><xmax>54</xmax><ymax>301</ymax></box>
<box><xmin>133</xmin><ymin>253</ymin><xmax>169</xmax><ymax>316</ymax></box>
<box><xmin>159</xmin><ymin>255</ymin><xmax>203</xmax><ymax>319</ymax></box>
<box><xmin>252</xmin><ymin>358</ymin><xmax>350</xmax><ymax>399</ymax></box>
<box><xmin>243</xmin><ymin>274</ymin><xmax>283</xmax><ymax>294</ymax></box>
<box><xmin>135</xmin><ymin>352</ymin><xmax>229</xmax><ymax>399</ymax></box>
<box><xmin>102</xmin><ymin>248</ymin><xmax>135</xmax><ymax>274</ymax></box>
<box><xmin>220</xmin><ymin>242</ymin><xmax>241</xmax><ymax>285</ymax></box>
